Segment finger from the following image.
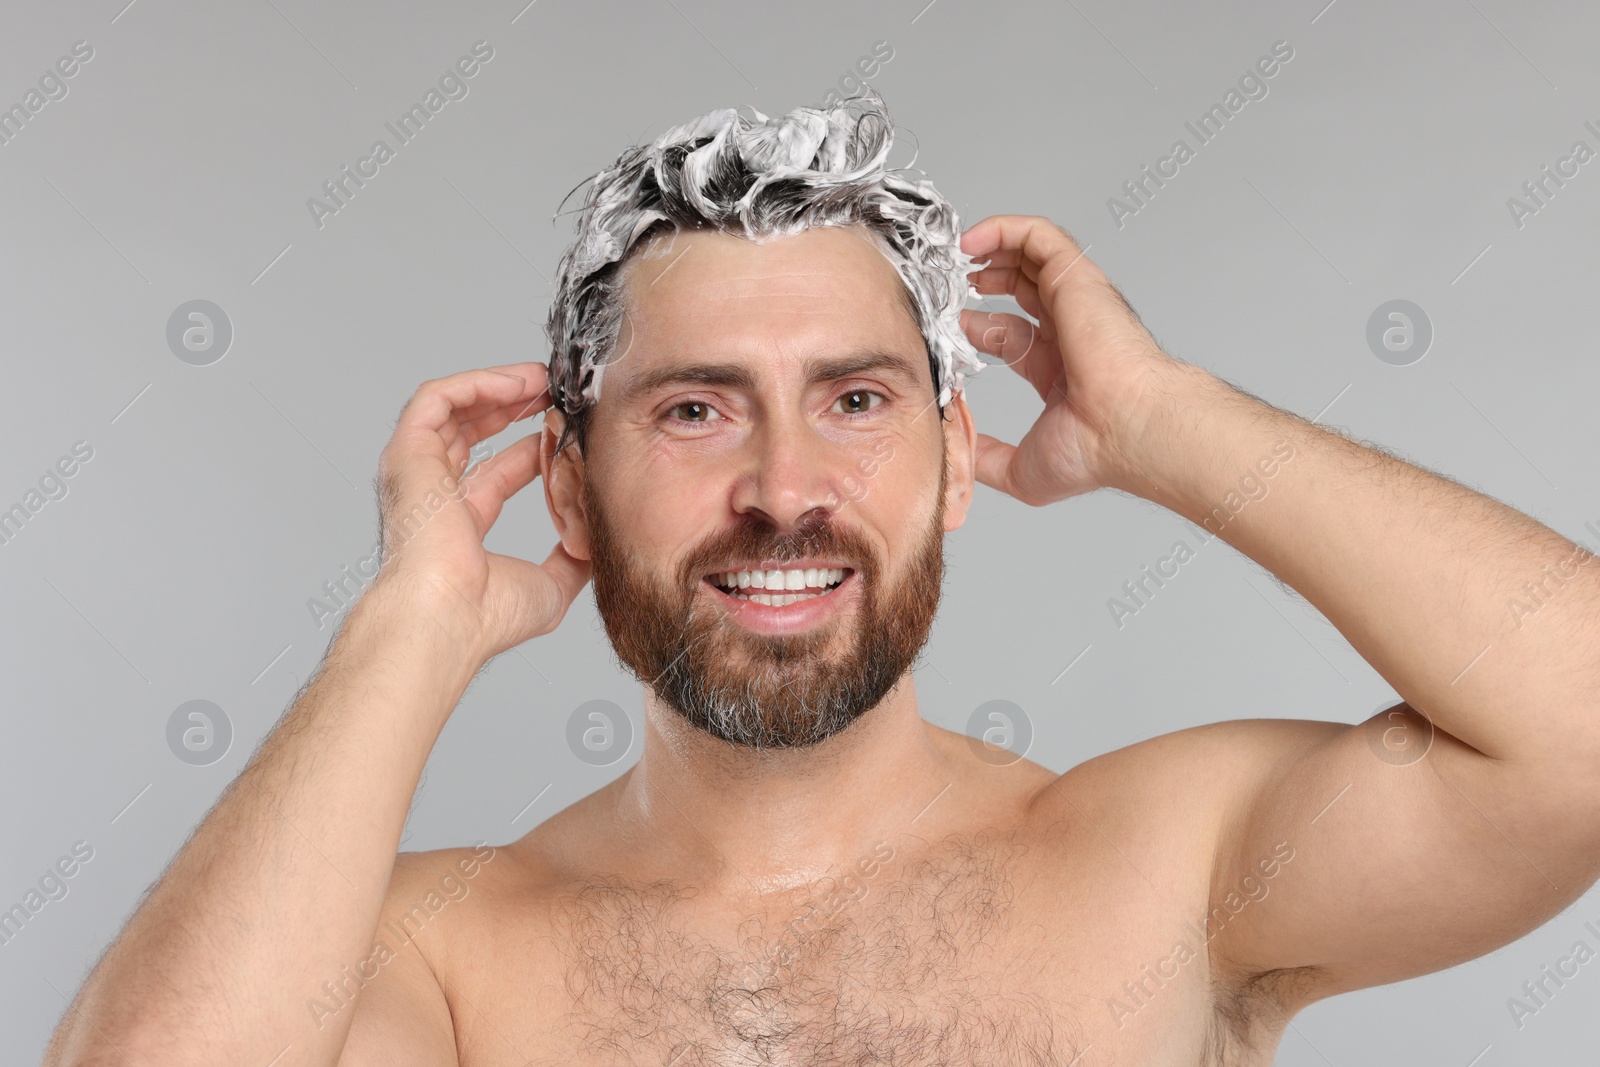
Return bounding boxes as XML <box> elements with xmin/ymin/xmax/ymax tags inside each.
<box><xmin>968</xmin><ymin>252</ymin><xmax>1050</xmax><ymax>294</ymax></box>
<box><xmin>397</xmin><ymin>362</ymin><xmax>553</xmax><ymax>440</ymax></box>
<box><xmin>960</xmin><ymin>309</ymin><xmax>1062</xmax><ymax>402</ymax></box>
<box><xmin>434</xmin><ymin>375</ymin><xmax>555</xmax><ymax>463</ymax></box>
<box><xmin>969</xmin><ymin>263</ymin><xmax>1028</xmax><ymax>295</ymax></box>
<box><xmin>962</xmin><ymin>216</ymin><xmax>1111</xmax><ymax>329</ymax></box>
<box><xmin>387</xmin><ymin>364</ymin><xmax>553</xmax><ymax>496</ymax></box>
<box><xmin>972</xmin><ymin>432</ymin><xmax>1020</xmax><ymax>500</ymax></box>
<box><xmin>963</xmin><ymin>248</ymin><xmax>1034</xmax><ymax>278</ymax></box>
<box><xmin>961</xmin><ymin>215</ymin><xmax>1088</xmax><ymax>283</ymax></box>
<box><xmin>969</xmin><ymin>265</ymin><xmax>1042</xmax><ymax>312</ymax></box>
<box><xmin>439</xmin><ymin>390</ymin><xmax>552</xmax><ymax>474</ymax></box>
<box><xmin>969</xmin><ymin>268</ymin><xmax>1055</xmax><ymax>339</ymax></box>
<box><xmin>967</xmin><ymin>244</ymin><xmax>1088</xmax><ymax>290</ymax></box>
<box><xmin>538</xmin><ymin>540</ymin><xmax>593</xmax><ymax>609</ymax></box>
<box><xmin>456</xmin><ymin>433</ymin><xmax>542</xmax><ymax>535</ymax></box>
<box><xmin>484</xmin><ymin>542</ymin><xmax>593</xmax><ymax>647</ymax></box>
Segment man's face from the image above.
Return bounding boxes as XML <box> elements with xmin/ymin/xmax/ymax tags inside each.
<box><xmin>562</xmin><ymin>225</ymin><xmax>972</xmax><ymax>749</ymax></box>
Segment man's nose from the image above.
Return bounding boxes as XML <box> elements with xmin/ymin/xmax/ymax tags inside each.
<box><xmin>728</xmin><ymin>409</ymin><xmax>848</xmax><ymax>531</ymax></box>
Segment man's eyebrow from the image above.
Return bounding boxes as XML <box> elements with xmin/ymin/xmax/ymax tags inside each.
<box><xmin>811</xmin><ymin>351</ymin><xmax>925</xmax><ymax>387</ymax></box>
<box><xmin>619</xmin><ymin>350</ymin><xmax>925</xmax><ymax>405</ymax></box>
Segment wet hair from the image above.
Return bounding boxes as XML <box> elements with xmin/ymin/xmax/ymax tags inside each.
<box><xmin>543</xmin><ymin>87</ymin><xmax>984</xmax><ymax>457</ymax></box>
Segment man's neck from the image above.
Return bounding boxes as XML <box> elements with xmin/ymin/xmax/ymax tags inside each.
<box><xmin>609</xmin><ymin>673</ymin><xmax>955</xmax><ymax>895</ymax></box>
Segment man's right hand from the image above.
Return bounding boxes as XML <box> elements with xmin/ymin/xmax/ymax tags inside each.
<box><xmin>372</xmin><ymin>361</ymin><xmax>591</xmax><ymax>661</ymax></box>
<box><xmin>41</xmin><ymin>361</ymin><xmax>587</xmax><ymax>1067</ymax></box>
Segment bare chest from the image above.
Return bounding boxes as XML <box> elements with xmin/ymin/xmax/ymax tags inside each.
<box><xmin>439</xmin><ymin>831</ymin><xmax>1282</xmax><ymax>1067</ymax></box>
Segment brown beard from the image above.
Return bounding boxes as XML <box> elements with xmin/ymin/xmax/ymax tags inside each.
<box><xmin>583</xmin><ymin>453</ymin><xmax>949</xmax><ymax>749</ymax></box>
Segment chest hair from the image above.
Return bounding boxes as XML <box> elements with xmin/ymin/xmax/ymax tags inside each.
<box><xmin>542</xmin><ymin>828</ymin><xmax>1090</xmax><ymax>1066</ymax></box>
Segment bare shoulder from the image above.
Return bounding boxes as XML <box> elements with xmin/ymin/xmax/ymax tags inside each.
<box><xmin>335</xmin><ymin>847</ymin><xmax>497</xmax><ymax>1067</ymax></box>
<box><xmin>1052</xmin><ymin>716</ymin><xmax>1344</xmax><ymax>799</ymax></box>
<box><xmin>1029</xmin><ymin>718</ymin><xmax>1349</xmax><ymax>860</ymax></box>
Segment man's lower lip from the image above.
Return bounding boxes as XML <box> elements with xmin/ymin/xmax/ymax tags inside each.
<box><xmin>701</xmin><ymin>572</ymin><xmax>858</xmax><ymax>630</ymax></box>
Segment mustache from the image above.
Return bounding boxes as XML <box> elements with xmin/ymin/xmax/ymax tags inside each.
<box><xmin>678</xmin><ymin>512</ymin><xmax>878</xmax><ymax>588</ymax></box>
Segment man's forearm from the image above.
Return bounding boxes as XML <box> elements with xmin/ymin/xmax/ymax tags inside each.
<box><xmin>45</xmin><ymin>581</ymin><xmax>483</xmax><ymax>1067</ymax></box>
<box><xmin>1109</xmin><ymin>360</ymin><xmax>1600</xmax><ymax>765</ymax></box>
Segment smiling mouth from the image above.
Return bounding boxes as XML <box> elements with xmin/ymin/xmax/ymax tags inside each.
<box><xmin>705</xmin><ymin>566</ymin><xmax>853</xmax><ymax>607</ymax></box>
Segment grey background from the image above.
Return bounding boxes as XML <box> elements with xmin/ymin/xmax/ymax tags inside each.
<box><xmin>2</xmin><ymin>0</ymin><xmax>1597</xmax><ymax>1062</ymax></box>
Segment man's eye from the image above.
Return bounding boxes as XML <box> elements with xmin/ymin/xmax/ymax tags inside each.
<box><xmin>669</xmin><ymin>401</ymin><xmax>720</xmax><ymax>423</ymax></box>
<box><xmin>835</xmin><ymin>390</ymin><xmax>884</xmax><ymax>416</ymax></box>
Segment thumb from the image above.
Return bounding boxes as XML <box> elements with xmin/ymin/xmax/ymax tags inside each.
<box><xmin>482</xmin><ymin>543</ymin><xmax>593</xmax><ymax>651</ymax></box>
<box><xmin>973</xmin><ymin>432</ymin><xmax>1019</xmax><ymax>498</ymax></box>
<box><xmin>538</xmin><ymin>540</ymin><xmax>593</xmax><ymax>609</ymax></box>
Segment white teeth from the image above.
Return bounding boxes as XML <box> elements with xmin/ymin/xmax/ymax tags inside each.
<box><xmin>713</xmin><ymin>567</ymin><xmax>849</xmax><ymax>597</ymax></box>
<box><xmin>750</xmin><ymin>592</ymin><xmax>815</xmax><ymax>606</ymax></box>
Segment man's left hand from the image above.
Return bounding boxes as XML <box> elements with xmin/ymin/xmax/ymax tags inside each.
<box><xmin>959</xmin><ymin>214</ymin><xmax>1191</xmax><ymax>506</ymax></box>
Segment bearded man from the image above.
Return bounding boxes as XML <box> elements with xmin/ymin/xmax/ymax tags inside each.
<box><xmin>46</xmin><ymin>91</ymin><xmax>1600</xmax><ymax>1067</ymax></box>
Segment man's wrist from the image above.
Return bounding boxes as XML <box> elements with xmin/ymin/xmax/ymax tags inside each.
<box><xmin>1094</xmin><ymin>356</ymin><xmax>1231</xmax><ymax>504</ymax></box>
<box><xmin>332</xmin><ymin>573</ymin><xmax>490</xmax><ymax>712</ymax></box>
<box><xmin>1097</xmin><ymin>358</ymin><xmax>1311</xmax><ymax>534</ymax></box>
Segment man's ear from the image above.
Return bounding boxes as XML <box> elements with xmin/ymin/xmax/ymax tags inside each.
<box><xmin>540</xmin><ymin>408</ymin><xmax>592</xmax><ymax>561</ymax></box>
<box><xmin>941</xmin><ymin>389</ymin><xmax>978</xmax><ymax>532</ymax></box>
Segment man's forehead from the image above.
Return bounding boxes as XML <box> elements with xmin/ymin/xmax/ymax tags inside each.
<box><xmin>610</xmin><ymin>224</ymin><xmax>929</xmax><ymax>400</ymax></box>
<box><xmin>624</xmin><ymin>224</ymin><xmax>907</xmax><ymax>308</ymax></box>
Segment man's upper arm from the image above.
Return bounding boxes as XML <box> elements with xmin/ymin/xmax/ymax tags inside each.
<box><xmin>1205</xmin><ymin>707</ymin><xmax>1600</xmax><ymax>1006</ymax></box>
<box><xmin>337</xmin><ymin>853</ymin><xmax>461</xmax><ymax>1067</ymax></box>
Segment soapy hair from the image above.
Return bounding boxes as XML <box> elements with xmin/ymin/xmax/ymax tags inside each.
<box><xmin>543</xmin><ymin>87</ymin><xmax>983</xmax><ymax>456</ymax></box>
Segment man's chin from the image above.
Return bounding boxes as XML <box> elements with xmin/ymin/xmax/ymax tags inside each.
<box><xmin>702</xmin><ymin>603</ymin><xmax>851</xmax><ymax>665</ymax></box>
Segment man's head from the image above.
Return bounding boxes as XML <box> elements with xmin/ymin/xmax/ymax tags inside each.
<box><xmin>540</xmin><ymin>92</ymin><xmax>983</xmax><ymax>750</ymax></box>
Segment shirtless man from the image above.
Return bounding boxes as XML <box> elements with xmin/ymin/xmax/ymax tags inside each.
<box><xmin>46</xmin><ymin>97</ymin><xmax>1600</xmax><ymax>1066</ymax></box>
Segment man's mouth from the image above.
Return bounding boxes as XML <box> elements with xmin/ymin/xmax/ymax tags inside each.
<box><xmin>705</xmin><ymin>566</ymin><xmax>853</xmax><ymax>607</ymax></box>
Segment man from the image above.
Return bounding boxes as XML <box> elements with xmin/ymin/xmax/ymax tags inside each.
<box><xmin>46</xmin><ymin>94</ymin><xmax>1600</xmax><ymax>1066</ymax></box>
